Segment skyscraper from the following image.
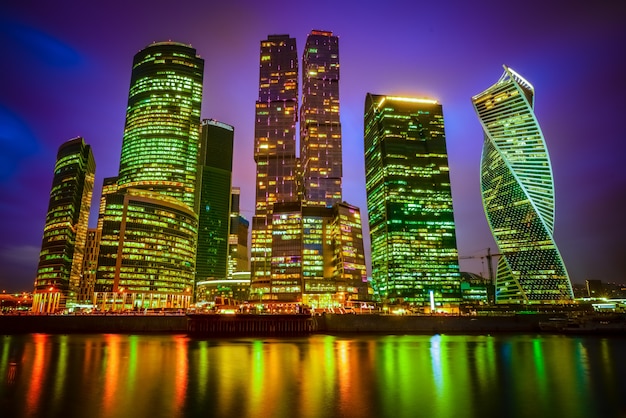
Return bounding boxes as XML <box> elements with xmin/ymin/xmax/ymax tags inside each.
<box><xmin>118</xmin><ymin>41</ymin><xmax>204</xmax><ymax>210</ymax></box>
<box><xmin>195</xmin><ymin>186</ymin><xmax>250</xmax><ymax>304</ymax></box>
<box><xmin>228</xmin><ymin>187</ymin><xmax>250</xmax><ymax>278</ymax></box>
<box><xmin>94</xmin><ymin>42</ymin><xmax>204</xmax><ymax>310</ymax></box>
<box><xmin>251</xmin><ymin>35</ymin><xmax>299</xmax><ymax>292</ymax></box>
<box><xmin>267</xmin><ymin>201</ymin><xmax>367</xmax><ymax>307</ymax></box>
<box><xmin>364</xmin><ymin>94</ymin><xmax>461</xmax><ymax>308</ymax></box>
<box><xmin>330</xmin><ymin>202</ymin><xmax>368</xmax><ymax>301</ymax></box>
<box><xmin>250</xmin><ymin>32</ymin><xmax>368</xmax><ymax>307</ymax></box>
<box><xmin>95</xmin><ymin>186</ymin><xmax>198</xmax><ymax>309</ymax></box>
<box><xmin>195</xmin><ymin>119</ymin><xmax>234</xmax><ymax>300</ymax></box>
<box><xmin>77</xmin><ymin>228</ymin><xmax>100</xmax><ymax>304</ymax></box>
<box><xmin>300</xmin><ymin>30</ymin><xmax>342</xmax><ymax>207</ymax></box>
<box><xmin>472</xmin><ymin>65</ymin><xmax>574</xmax><ymax>303</ymax></box>
<box><xmin>33</xmin><ymin>137</ymin><xmax>95</xmax><ymax>312</ymax></box>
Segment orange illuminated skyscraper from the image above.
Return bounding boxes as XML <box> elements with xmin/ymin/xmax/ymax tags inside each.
<box><xmin>251</xmin><ymin>32</ymin><xmax>368</xmax><ymax>306</ymax></box>
<box><xmin>300</xmin><ymin>30</ymin><xmax>342</xmax><ymax>207</ymax></box>
<box><xmin>251</xmin><ymin>35</ymin><xmax>299</xmax><ymax>295</ymax></box>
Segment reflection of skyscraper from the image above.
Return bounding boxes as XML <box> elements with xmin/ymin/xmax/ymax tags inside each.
<box><xmin>251</xmin><ymin>35</ymin><xmax>299</xmax><ymax>292</ymax></box>
<box><xmin>364</xmin><ymin>94</ymin><xmax>461</xmax><ymax>308</ymax></box>
<box><xmin>472</xmin><ymin>66</ymin><xmax>574</xmax><ymax>303</ymax></box>
<box><xmin>33</xmin><ymin>137</ymin><xmax>95</xmax><ymax>312</ymax></box>
<box><xmin>300</xmin><ymin>30</ymin><xmax>342</xmax><ymax>207</ymax></box>
<box><xmin>94</xmin><ymin>42</ymin><xmax>203</xmax><ymax>310</ymax></box>
<box><xmin>195</xmin><ymin>120</ymin><xmax>234</xmax><ymax>291</ymax></box>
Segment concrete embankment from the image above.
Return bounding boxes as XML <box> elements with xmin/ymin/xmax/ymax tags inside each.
<box><xmin>0</xmin><ymin>315</ymin><xmax>187</xmax><ymax>334</ymax></box>
<box><xmin>314</xmin><ymin>313</ymin><xmax>550</xmax><ymax>333</ymax></box>
<box><xmin>0</xmin><ymin>313</ymin><xmax>555</xmax><ymax>335</ymax></box>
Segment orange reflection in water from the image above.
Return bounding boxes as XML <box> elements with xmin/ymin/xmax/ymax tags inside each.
<box><xmin>174</xmin><ymin>335</ymin><xmax>188</xmax><ymax>412</ymax></box>
<box><xmin>102</xmin><ymin>334</ymin><xmax>121</xmax><ymax>418</ymax></box>
<box><xmin>25</xmin><ymin>334</ymin><xmax>49</xmax><ymax>418</ymax></box>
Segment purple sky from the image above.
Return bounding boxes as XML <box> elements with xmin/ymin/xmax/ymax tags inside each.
<box><xmin>1</xmin><ymin>1</ymin><xmax>625</xmax><ymax>292</ymax></box>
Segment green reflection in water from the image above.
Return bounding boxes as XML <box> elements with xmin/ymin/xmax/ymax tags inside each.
<box><xmin>128</xmin><ymin>335</ymin><xmax>138</xmax><ymax>388</ymax></box>
<box><xmin>196</xmin><ymin>340</ymin><xmax>209</xmax><ymax>405</ymax></box>
<box><xmin>250</xmin><ymin>339</ymin><xmax>264</xmax><ymax>416</ymax></box>
<box><xmin>600</xmin><ymin>338</ymin><xmax>613</xmax><ymax>379</ymax></box>
<box><xmin>51</xmin><ymin>335</ymin><xmax>68</xmax><ymax>415</ymax></box>
<box><xmin>323</xmin><ymin>335</ymin><xmax>336</xmax><ymax>410</ymax></box>
<box><xmin>532</xmin><ymin>337</ymin><xmax>547</xmax><ymax>407</ymax></box>
<box><xmin>0</xmin><ymin>336</ymin><xmax>10</xmax><ymax>383</ymax></box>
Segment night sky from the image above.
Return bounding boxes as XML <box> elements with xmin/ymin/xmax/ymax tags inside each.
<box><xmin>1</xmin><ymin>1</ymin><xmax>624</xmax><ymax>292</ymax></box>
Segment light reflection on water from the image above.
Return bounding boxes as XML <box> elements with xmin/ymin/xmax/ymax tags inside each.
<box><xmin>1</xmin><ymin>333</ymin><xmax>625</xmax><ymax>418</ymax></box>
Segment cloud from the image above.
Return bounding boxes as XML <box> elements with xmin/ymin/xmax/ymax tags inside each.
<box><xmin>0</xmin><ymin>245</ymin><xmax>40</xmax><ymax>266</ymax></box>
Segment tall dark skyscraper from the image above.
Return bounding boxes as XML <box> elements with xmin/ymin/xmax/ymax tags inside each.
<box><xmin>300</xmin><ymin>30</ymin><xmax>342</xmax><ymax>207</ymax></box>
<box><xmin>94</xmin><ymin>42</ymin><xmax>204</xmax><ymax>310</ymax></box>
<box><xmin>195</xmin><ymin>119</ymin><xmax>234</xmax><ymax>298</ymax></box>
<box><xmin>472</xmin><ymin>65</ymin><xmax>574</xmax><ymax>304</ymax></box>
<box><xmin>228</xmin><ymin>187</ymin><xmax>250</xmax><ymax>277</ymax></box>
<box><xmin>251</xmin><ymin>35</ymin><xmax>299</xmax><ymax>292</ymax></box>
<box><xmin>32</xmin><ymin>137</ymin><xmax>95</xmax><ymax>312</ymax></box>
<box><xmin>364</xmin><ymin>94</ymin><xmax>461</xmax><ymax>309</ymax></box>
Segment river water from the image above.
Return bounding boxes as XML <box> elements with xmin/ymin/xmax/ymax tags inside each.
<box><xmin>1</xmin><ymin>333</ymin><xmax>624</xmax><ymax>418</ymax></box>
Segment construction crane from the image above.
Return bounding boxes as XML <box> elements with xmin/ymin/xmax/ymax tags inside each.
<box><xmin>459</xmin><ymin>247</ymin><xmax>502</xmax><ymax>285</ymax></box>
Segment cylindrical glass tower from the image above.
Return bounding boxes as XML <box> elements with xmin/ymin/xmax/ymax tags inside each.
<box><xmin>118</xmin><ymin>42</ymin><xmax>204</xmax><ymax>211</ymax></box>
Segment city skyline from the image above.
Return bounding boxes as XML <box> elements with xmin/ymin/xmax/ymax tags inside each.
<box><xmin>1</xmin><ymin>1</ymin><xmax>625</xmax><ymax>292</ymax></box>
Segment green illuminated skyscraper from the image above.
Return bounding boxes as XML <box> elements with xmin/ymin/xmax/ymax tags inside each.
<box><xmin>472</xmin><ymin>66</ymin><xmax>574</xmax><ymax>303</ymax></box>
<box><xmin>94</xmin><ymin>42</ymin><xmax>203</xmax><ymax>310</ymax></box>
<box><xmin>364</xmin><ymin>94</ymin><xmax>461</xmax><ymax>308</ymax></box>
<box><xmin>118</xmin><ymin>41</ymin><xmax>204</xmax><ymax>210</ymax></box>
<box><xmin>33</xmin><ymin>137</ymin><xmax>95</xmax><ymax>312</ymax></box>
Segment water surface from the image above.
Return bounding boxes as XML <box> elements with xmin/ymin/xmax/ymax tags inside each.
<box><xmin>1</xmin><ymin>333</ymin><xmax>624</xmax><ymax>418</ymax></box>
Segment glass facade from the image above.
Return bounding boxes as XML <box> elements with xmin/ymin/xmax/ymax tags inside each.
<box><xmin>78</xmin><ymin>228</ymin><xmax>101</xmax><ymax>304</ymax></box>
<box><xmin>269</xmin><ymin>202</ymin><xmax>305</xmax><ymax>302</ymax></box>
<box><xmin>118</xmin><ymin>42</ymin><xmax>204</xmax><ymax>211</ymax></box>
<box><xmin>195</xmin><ymin>120</ymin><xmax>234</xmax><ymax>297</ymax></box>
<box><xmin>33</xmin><ymin>137</ymin><xmax>95</xmax><ymax>312</ymax></box>
<box><xmin>300</xmin><ymin>30</ymin><xmax>342</xmax><ymax>207</ymax></box>
<box><xmin>300</xmin><ymin>205</ymin><xmax>335</xmax><ymax>307</ymax></box>
<box><xmin>251</xmin><ymin>35</ymin><xmax>299</xmax><ymax>291</ymax></box>
<box><xmin>95</xmin><ymin>188</ymin><xmax>197</xmax><ymax>310</ymax></box>
<box><xmin>228</xmin><ymin>187</ymin><xmax>250</xmax><ymax>279</ymax></box>
<box><xmin>364</xmin><ymin>94</ymin><xmax>461</xmax><ymax>307</ymax></box>
<box><xmin>254</xmin><ymin>201</ymin><xmax>367</xmax><ymax>307</ymax></box>
<box><xmin>331</xmin><ymin>203</ymin><xmax>368</xmax><ymax>301</ymax></box>
<box><xmin>472</xmin><ymin>66</ymin><xmax>574</xmax><ymax>304</ymax></box>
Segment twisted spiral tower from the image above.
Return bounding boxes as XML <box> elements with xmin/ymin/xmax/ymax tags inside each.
<box><xmin>472</xmin><ymin>66</ymin><xmax>574</xmax><ymax>303</ymax></box>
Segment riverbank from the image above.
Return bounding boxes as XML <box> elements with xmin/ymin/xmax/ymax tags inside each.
<box><xmin>0</xmin><ymin>313</ymin><xmax>567</xmax><ymax>335</ymax></box>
